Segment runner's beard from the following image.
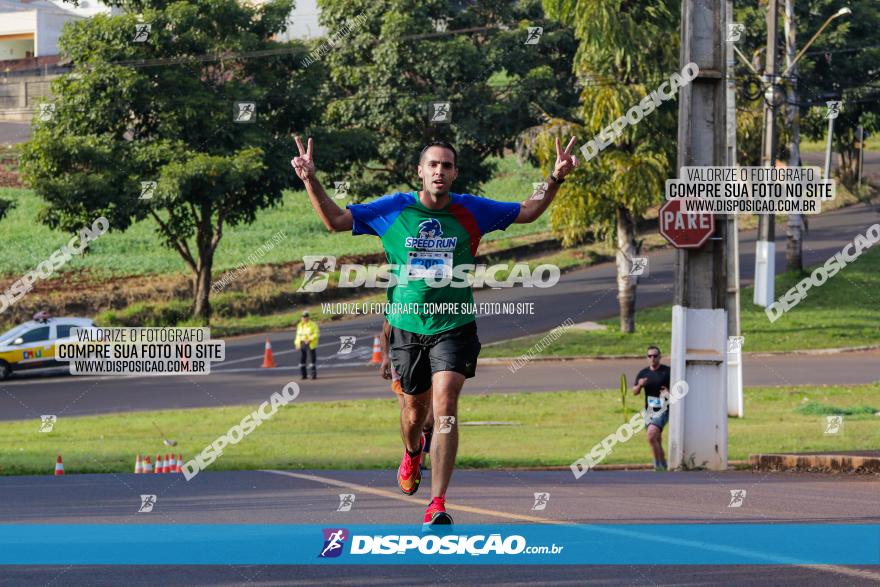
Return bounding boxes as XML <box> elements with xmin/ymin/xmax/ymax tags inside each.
<box><xmin>424</xmin><ymin>179</ymin><xmax>451</xmax><ymax>198</ymax></box>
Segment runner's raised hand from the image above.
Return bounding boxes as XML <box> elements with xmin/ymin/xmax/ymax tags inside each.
<box><xmin>552</xmin><ymin>136</ymin><xmax>579</xmax><ymax>180</ymax></box>
<box><xmin>291</xmin><ymin>135</ymin><xmax>316</xmax><ymax>181</ymax></box>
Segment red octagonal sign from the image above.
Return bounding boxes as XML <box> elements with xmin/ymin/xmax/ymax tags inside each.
<box><xmin>659</xmin><ymin>200</ymin><xmax>714</xmax><ymax>249</ymax></box>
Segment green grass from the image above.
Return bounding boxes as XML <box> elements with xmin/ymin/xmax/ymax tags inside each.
<box><xmin>92</xmin><ymin>240</ymin><xmax>606</xmax><ymax>337</ymax></box>
<box><xmin>2</xmin><ymin>383</ymin><xmax>877</xmax><ymax>475</ymax></box>
<box><xmin>482</xmin><ymin>245</ymin><xmax>880</xmax><ymax>357</ymax></box>
<box><xmin>0</xmin><ymin>155</ymin><xmax>547</xmax><ymax>278</ymax></box>
<box><xmin>801</xmin><ymin>134</ymin><xmax>880</xmax><ymax>153</ymax></box>
<box><xmin>185</xmin><ymin>291</ymin><xmax>388</xmax><ymax>337</ymax></box>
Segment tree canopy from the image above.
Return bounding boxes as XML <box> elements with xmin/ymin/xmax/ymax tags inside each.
<box><xmin>312</xmin><ymin>0</ymin><xmax>579</xmax><ymax>199</ymax></box>
<box><xmin>21</xmin><ymin>0</ymin><xmax>322</xmax><ymax>320</ymax></box>
<box><xmin>535</xmin><ymin>0</ymin><xmax>680</xmax><ymax>332</ymax></box>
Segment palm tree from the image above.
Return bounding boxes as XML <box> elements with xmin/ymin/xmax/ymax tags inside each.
<box><xmin>530</xmin><ymin>0</ymin><xmax>679</xmax><ymax>332</ymax></box>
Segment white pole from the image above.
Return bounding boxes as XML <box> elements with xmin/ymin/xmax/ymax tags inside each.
<box><xmin>726</xmin><ymin>0</ymin><xmax>743</xmax><ymax>418</ymax></box>
<box><xmin>824</xmin><ymin>116</ymin><xmax>835</xmax><ymax>180</ymax></box>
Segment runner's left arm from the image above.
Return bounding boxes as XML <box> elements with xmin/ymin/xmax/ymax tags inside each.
<box><xmin>515</xmin><ymin>136</ymin><xmax>579</xmax><ymax>224</ymax></box>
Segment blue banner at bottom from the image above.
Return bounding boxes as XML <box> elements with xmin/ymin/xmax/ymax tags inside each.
<box><xmin>1</xmin><ymin>524</ymin><xmax>877</xmax><ymax>565</ymax></box>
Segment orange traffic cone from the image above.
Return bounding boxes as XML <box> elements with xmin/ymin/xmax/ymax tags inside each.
<box><xmin>165</xmin><ymin>453</ymin><xmax>173</xmax><ymax>473</ymax></box>
<box><xmin>134</xmin><ymin>455</ymin><xmax>143</xmax><ymax>474</ymax></box>
<box><xmin>143</xmin><ymin>456</ymin><xmax>153</xmax><ymax>473</ymax></box>
<box><xmin>156</xmin><ymin>454</ymin><xmax>164</xmax><ymax>474</ymax></box>
<box><xmin>261</xmin><ymin>338</ymin><xmax>277</xmax><ymax>368</ymax></box>
<box><xmin>370</xmin><ymin>336</ymin><xmax>382</xmax><ymax>364</ymax></box>
<box><xmin>54</xmin><ymin>455</ymin><xmax>64</xmax><ymax>475</ymax></box>
<box><xmin>176</xmin><ymin>453</ymin><xmax>183</xmax><ymax>473</ymax></box>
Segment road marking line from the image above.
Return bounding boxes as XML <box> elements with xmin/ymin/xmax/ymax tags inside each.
<box><xmin>218</xmin><ymin>340</ymin><xmax>347</xmax><ymax>367</ymax></box>
<box><xmin>218</xmin><ymin>348</ymin><xmax>299</xmax><ymax>366</ymax></box>
<box><xmin>799</xmin><ymin>565</ymin><xmax>880</xmax><ymax>581</ymax></box>
<box><xmin>212</xmin><ymin>361</ymin><xmax>372</xmax><ymax>374</ymax></box>
<box><xmin>263</xmin><ymin>470</ymin><xmax>564</xmax><ymax>523</ymax></box>
<box><xmin>263</xmin><ymin>470</ymin><xmax>880</xmax><ymax>579</ymax></box>
<box><xmin>0</xmin><ymin>358</ymin><xmax>372</xmax><ymax>385</ymax></box>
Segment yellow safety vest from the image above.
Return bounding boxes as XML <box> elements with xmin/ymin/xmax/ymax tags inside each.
<box><xmin>294</xmin><ymin>321</ymin><xmax>320</xmax><ymax>350</ymax></box>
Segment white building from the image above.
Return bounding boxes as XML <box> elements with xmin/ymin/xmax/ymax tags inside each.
<box><xmin>277</xmin><ymin>0</ymin><xmax>325</xmax><ymax>41</ymax></box>
<box><xmin>0</xmin><ymin>0</ymin><xmax>323</xmax><ymax>64</ymax></box>
<box><xmin>0</xmin><ymin>0</ymin><xmax>115</xmax><ymax>62</ymax></box>
<box><xmin>242</xmin><ymin>0</ymin><xmax>325</xmax><ymax>41</ymax></box>
<box><xmin>0</xmin><ymin>0</ymin><xmax>324</xmax><ymax>125</ymax></box>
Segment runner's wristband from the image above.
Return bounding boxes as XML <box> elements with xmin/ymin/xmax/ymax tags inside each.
<box><xmin>549</xmin><ymin>173</ymin><xmax>564</xmax><ymax>184</ymax></box>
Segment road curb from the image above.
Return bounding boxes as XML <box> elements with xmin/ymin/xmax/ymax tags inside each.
<box><xmin>479</xmin><ymin>344</ymin><xmax>880</xmax><ymax>364</ymax></box>
<box><xmin>490</xmin><ymin>460</ymin><xmax>750</xmax><ymax>472</ymax></box>
<box><xmin>749</xmin><ymin>452</ymin><xmax>880</xmax><ymax>474</ymax></box>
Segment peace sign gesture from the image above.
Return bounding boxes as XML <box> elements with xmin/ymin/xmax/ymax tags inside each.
<box><xmin>552</xmin><ymin>136</ymin><xmax>579</xmax><ymax>180</ymax></box>
<box><xmin>291</xmin><ymin>135</ymin><xmax>316</xmax><ymax>181</ymax></box>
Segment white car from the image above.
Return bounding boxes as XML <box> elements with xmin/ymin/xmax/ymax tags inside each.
<box><xmin>0</xmin><ymin>316</ymin><xmax>94</xmax><ymax>379</ymax></box>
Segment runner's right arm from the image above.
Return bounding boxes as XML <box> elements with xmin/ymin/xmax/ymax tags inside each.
<box><xmin>632</xmin><ymin>376</ymin><xmax>647</xmax><ymax>395</ymax></box>
<box><xmin>291</xmin><ymin>136</ymin><xmax>353</xmax><ymax>232</ymax></box>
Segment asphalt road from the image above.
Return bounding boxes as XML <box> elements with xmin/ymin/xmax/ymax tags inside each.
<box><xmin>1</xmin><ymin>349</ymin><xmax>878</xmax><ymax>421</ymax></box>
<box><xmin>802</xmin><ymin>150</ymin><xmax>880</xmax><ymax>182</ymax></box>
<box><xmin>1</xmin><ymin>469</ymin><xmax>878</xmax><ymax>585</ymax></box>
<box><xmin>0</xmin><ymin>121</ymin><xmax>31</xmax><ymax>146</ymax></box>
<box><xmin>1</xmin><ymin>205</ymin><xmax>878</xmax><ymax>420</ymax></box>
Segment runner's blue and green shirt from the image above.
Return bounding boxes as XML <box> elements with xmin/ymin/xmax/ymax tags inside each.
<box><xmin>347</xmin><ymin>192</ymin><xmax>520</xmax><ymax>335</ymax></box>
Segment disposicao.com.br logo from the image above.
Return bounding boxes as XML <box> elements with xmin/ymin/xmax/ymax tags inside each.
<box><xmin>319</xmin><ymin>528</ymin><xmax>349</xmax><ymax>558</ymax></box>
<box><xmin>297</xmin><ymin>255</ymin><xmax>560</xmax><ymax>292</ymax></box>
<box><xmin>318</xmin><ymin>528</ymin><xmax>563</xmax><ymax>558</ymax></box>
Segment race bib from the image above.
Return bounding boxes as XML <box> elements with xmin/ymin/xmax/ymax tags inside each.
<box><xmin>647</xmin><ymin>396</ymin><xmax>664</xmax><ymax>411</ymax></box>
<box><xmin>407</xmin><ymin>251</ymin><xmax>452</xmax><ymax>279</ymax></box>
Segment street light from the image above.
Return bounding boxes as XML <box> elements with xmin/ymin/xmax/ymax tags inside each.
<box><xmin>803</xmin><ymin>7</ymin><xmax>854</xmax><ymax>181</ymax></box>
<box><xmin>782</xmin><ymin>7</ymin><xmax>852</xmax><ymax>77</ymax></box>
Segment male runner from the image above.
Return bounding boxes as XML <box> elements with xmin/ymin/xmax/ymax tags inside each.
<box><xmin>292</xmin><ymin>136</ymin><xmax>578</xmax><ymax>526</ymax></box>
<box><xmin>633</xmin><ymin>345</ymin><xmax>671</xmax><ymax>471</ymax></box>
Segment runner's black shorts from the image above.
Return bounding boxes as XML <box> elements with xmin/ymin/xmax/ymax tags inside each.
<box><xmin>389</xmin><ymin>321</ymin><xmax>481</xmax><ymax>395</ymax></box>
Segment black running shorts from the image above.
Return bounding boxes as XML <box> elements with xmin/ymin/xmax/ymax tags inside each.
<box><xmin>389</xmin><ymin>321</ymin><xmax>481</xmax><ymax>395</ymax></box>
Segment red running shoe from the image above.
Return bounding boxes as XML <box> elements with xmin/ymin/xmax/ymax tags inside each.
<box><xmin>423</xmin><ymin>496</ymin><xmax>453</xmax><ymax>528</ymax></box>
<box><xmin>397</xmin><ymin>434</ymin><xmax>424</xmax><ymax>495</ymax></box>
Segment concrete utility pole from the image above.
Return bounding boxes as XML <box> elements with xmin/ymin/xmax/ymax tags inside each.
<box><xmin>784</xmin><ymin>0</ymin><xmax>804</xmax><ymax>273</ymax></box>
<box><xmin>754</xmin><ymin>0</ymin><xmax>779</xmax><ymax>308</ymax></box>
<box><xmin>725</xmin><ymin>0</ymin><xmax>743</xmax><ymax>418</ymax></box>
<box><xmin>824</xmin><ymin>113</ymin><xmax>835</xmax><ymax>179</ymax></box>
<box><xmin>668</xmin><ymin>0</ymin><xmax>729</xmax><ymax>471</ymax></box>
